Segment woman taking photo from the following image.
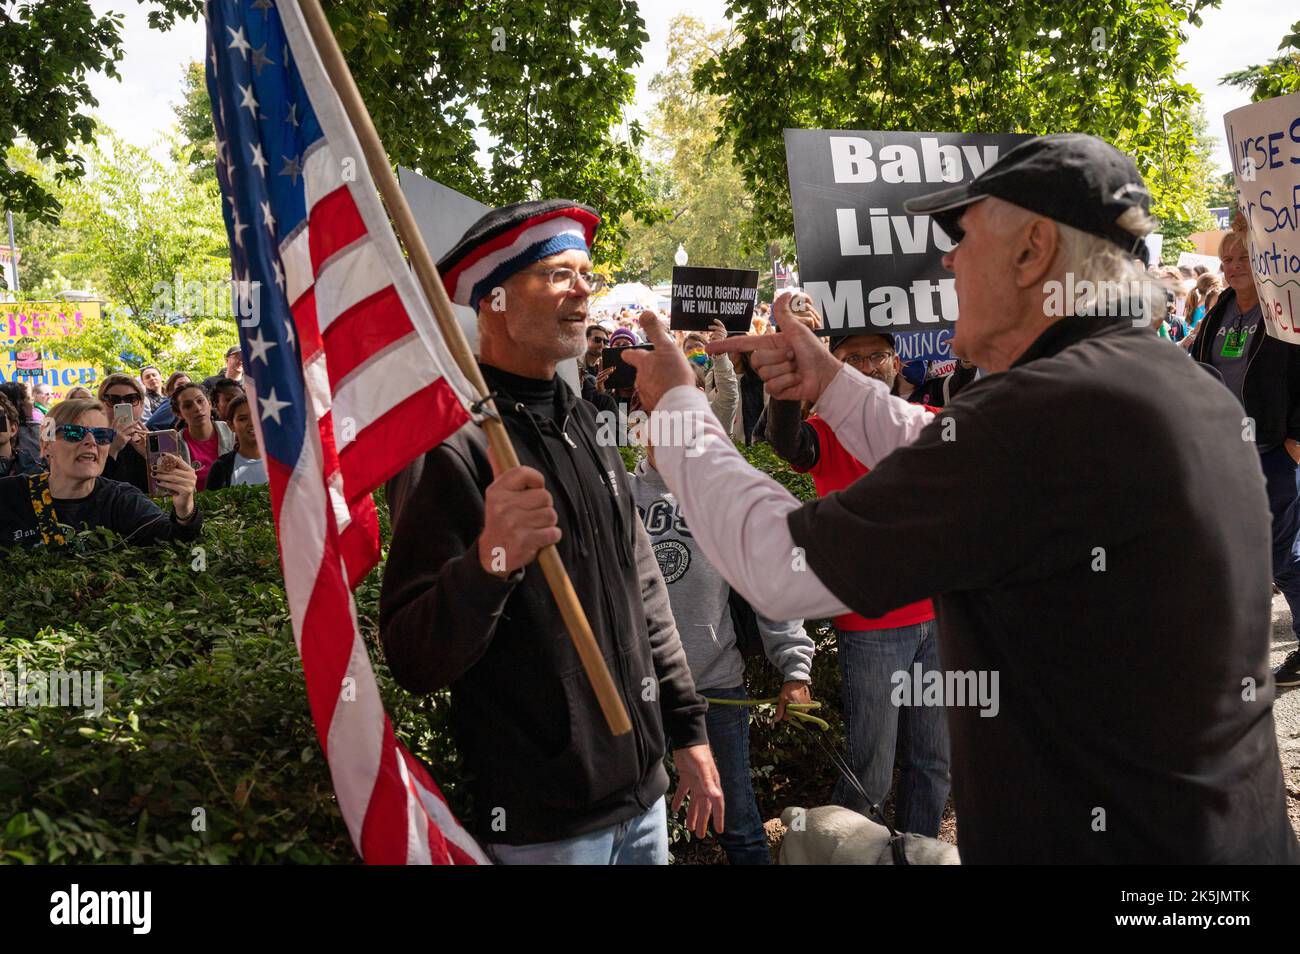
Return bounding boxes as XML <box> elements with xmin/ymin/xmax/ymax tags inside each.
<box><xmin>0</xmin><ymin>399</ymin><xmax>201</xmax><ymax>548</ymax></box>
<box><xmin>171</xmin><ymin>382</ymin><xmax>234</xmax><ymax>492</ymax></box>
<box><xmin>97</xmin><ymin>373</ymin><xmax>151</xmax><ymax>493</ymax></box>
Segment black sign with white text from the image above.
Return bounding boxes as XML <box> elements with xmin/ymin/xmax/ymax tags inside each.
<box><xmin>783</xmin><ymin>129</ymin><xmax>1032</xmax><ymax>342</ymax></box>
<box><xmin>670</xmin><ymin>266</ymin><xmax>760</xmax><ymax>332</ymax></box>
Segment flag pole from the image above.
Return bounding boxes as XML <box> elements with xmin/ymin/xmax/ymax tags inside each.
<box><xmin>297</xmin><ymin>0</ymin><xmax>631</xmax><ymax>737</ymax></box>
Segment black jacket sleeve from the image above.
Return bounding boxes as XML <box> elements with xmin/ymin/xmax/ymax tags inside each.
<box><xmin>378</xmin><ymin>443</ymin><xmax>522</xmax><ymax>694</ymax></box>
<box><xmin>633</xmin><ymin>519</ymin><xmax>708</xmax><ymax>748</ymax></box>
<box><xmin>765</xmin><ymin>397</ymin><xmax>820</xmax><ymax>471</ymax></box>
<box><xmin>104</xmin><ymin>481</ymin><xmax>203</xmax><ymax>545</ymax></box>
<box><xmin>206</xmin><ymin>450</ymin><xmax>236</xmax><ymax>491</ymax></box>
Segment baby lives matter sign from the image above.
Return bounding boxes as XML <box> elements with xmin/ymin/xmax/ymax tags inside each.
<box><xmin>1225</xmin><ymin>91</ymin><xmax>1300</xmax><ymax>343</ymax></box>
<box><xmin>670</xmin><ymin>266</ymin><xmax>759</xmax><ymax>332</ymax></box>
<box><xmin>784</xmin><ymin>129</ymin><xmax>1031</xmax><ymax>340</ymax></box>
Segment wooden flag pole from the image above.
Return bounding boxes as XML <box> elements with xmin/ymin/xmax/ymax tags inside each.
<box><xmin>298</xmin><ymin>0</ymin><xmax>632</xmax><ymax>737</ymax></box>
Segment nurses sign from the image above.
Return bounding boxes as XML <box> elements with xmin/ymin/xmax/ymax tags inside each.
<box><xmin>1</xmin><ymin>301</ymin><xmax>102</xmax><ymax>399</ymax></box>
<box><xmin>1225</xmin><ymin>90</ymin><xmax>1300</xmax><ymax>343</ymax></box>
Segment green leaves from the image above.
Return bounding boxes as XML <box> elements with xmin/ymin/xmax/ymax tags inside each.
<box><xmin>700</xmin><ymin>0</ymin><xmax>1223</xmax><ymax>254</ymax></box>
<box><xmin>0</xmin><ymin>1</ymin><xmax>126</xmax><ymax>221</ymax></box>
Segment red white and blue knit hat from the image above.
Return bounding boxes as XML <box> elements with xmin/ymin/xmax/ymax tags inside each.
<box><xmin>437</xmin><ymin>199</ymin><xmax>601</xmax><ymax>312</ymax></box>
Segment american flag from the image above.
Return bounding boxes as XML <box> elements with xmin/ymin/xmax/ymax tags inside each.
<box><xmin>205</xmin><ymin>0</ymin><xmax>487</xmax><ymax>864</ymax></box>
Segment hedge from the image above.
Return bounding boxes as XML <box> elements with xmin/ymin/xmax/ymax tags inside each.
<box><xmin>0</xmin><ymin>444</ymin><xmax>845</xmax><ymax>864</ymax></box>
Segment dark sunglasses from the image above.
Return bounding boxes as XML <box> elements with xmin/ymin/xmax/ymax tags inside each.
<box><xmin>105</xmin><ymin>391</ymin><xmax>142</xmax><ymax>405</ymax></box>
<box><xmin>54</xmin><ymin>424</ymin><xmax>116</xmax><ymax>446</ymax></box>
<box><xmin>591</xmin><ymin>336</ymin><xmax>609</xmax><ymax>345</ymax></box>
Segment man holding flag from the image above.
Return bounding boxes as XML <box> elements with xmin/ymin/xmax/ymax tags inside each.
<box><xmin>209</xmin><ymin>0</ymin><xmax>719</xmax><ymax>865</ymax></box>
<box><xmin>380</xmin><ymin>200</ymin><xmax>723</xmax><ymax>864</ymax></box>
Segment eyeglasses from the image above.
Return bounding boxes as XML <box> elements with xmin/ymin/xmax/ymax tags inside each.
<box><xmin>843</xmin><ymin>351</ymin><xmax>896</xmax><ymax>369</ymax></box>
<box><xmin>590</xmin><ymin>336</ymin><xmax>609</xmax><ymax>346</ymax></box>
<box><xmin>54</xmin><ymin>424</ymin><xmax>116</xmax><ymax>445</ymax></box>
<box><xmin>534</xmin><ymin>267</ymin><xmax>606</xmax><ymax>293</ymax></box>
<box><xmin>105</xmin><ymin>391</ymin><xmax>142</xmax><ymax>405</ymax></box>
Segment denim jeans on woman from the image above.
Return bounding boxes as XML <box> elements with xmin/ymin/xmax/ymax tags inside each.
<box><xmin>833</xmin><ymin>620</ymin><xmax>950</xmax><ymax>837</ymax></box>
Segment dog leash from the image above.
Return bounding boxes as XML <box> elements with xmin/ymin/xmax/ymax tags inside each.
<box><xmin>704</xmin><ymin>694</ymin><xmax>912</xmax><ymax>864</ymax></box>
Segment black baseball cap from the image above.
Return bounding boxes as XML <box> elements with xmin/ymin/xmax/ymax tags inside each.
<box><xmin>226</xmin><ymin>345</ymin><xmax>242</xmax><ymax>358</ymax></box>
<box><xmin>903</xmin><ymin>134</ymin><xmax>1152</xmax><ymax>263</ymax></box>
<box><xmin>828</xmin><ymin>331</ymin><xmax>894</xmax><ymax>354</ymax></box>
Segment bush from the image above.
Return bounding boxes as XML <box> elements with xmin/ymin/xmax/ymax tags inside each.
<box><xmin>0</xmin><ymin>442</ymin><xmax>839</xmax><ymax>864</ymax></box>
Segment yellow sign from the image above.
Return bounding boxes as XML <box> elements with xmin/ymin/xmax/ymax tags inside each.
<box><xmin>1</xmin><ymin>301</ymin><xmax>104</xmax><ymax>401</ymax></box>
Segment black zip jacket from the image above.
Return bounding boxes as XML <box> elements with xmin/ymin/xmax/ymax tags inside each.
<box><xmin>1191</xmin><ymin>286</ymin><xmax>1300</xmax><ymax>450</ymax></box>
<box><xmin>379</xmin><ymin>364</ymin><xmax>706</xmax><ymax>846</ymax></box>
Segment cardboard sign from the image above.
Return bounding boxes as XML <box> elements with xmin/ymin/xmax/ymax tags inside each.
<box><xmin>1</xmin><ymin>301</ymin><xmax>102</xmax><ymax>399</ymax></box>
<box><xmin>670</xmin><ymin>266</ymin><xmax>759</xmax><ymax>332</ymax></box>
<box><xmin>784</xmin><ymin>129</ymin><xmax>1032</xmax><ymax>337</ymax></box>
<box><xmin>1225</xmin><ymin>91</ymin><xmax>1300</xmax><ymax>343</ymax></box>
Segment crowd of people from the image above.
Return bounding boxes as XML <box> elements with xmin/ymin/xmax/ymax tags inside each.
<box><xmin>2</xmin><ymin>132</ymin><xmax>1298</xmax><ymax>866</ymax></box>
<box><xmin>0</xmin><ymin>343</ymin><xmax>267</xmax><ymax>551</ymax></box>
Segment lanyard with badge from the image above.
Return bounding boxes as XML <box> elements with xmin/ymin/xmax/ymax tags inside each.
<box><xmin>1221</xmin><ymin>312</ymin><xmax>1251</xmax><ymax>358</ymax></box>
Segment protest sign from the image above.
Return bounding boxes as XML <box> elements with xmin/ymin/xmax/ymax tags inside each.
<box><xmin>1224</xmin><ymin>91</ymin><xmax>1300</xmax><ymax>343</ymax></box>
<box><xmin>1209</xmin><ymin>206</ymin><xmax>1231</xmax><ymax>230</ymax></box>
<box><xmin>670</xmin><ymin>266</ymin><xmax>759</xmax><ymax>332</ymax></box>
<box><xmin>1</xmin><ymin>301</ymin><xmax>102</xmax><ymax>399</ymax></box>
<box><xmin>783</xmin><ymin>129</ymin><xmax>1032</xmax><ymax>352</ymax></box>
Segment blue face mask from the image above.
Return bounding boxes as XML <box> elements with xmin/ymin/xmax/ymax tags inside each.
<box><xmin>900</xmin><ymin>360</ymin><xmax>927</xmax><ymax>387</ymax></box>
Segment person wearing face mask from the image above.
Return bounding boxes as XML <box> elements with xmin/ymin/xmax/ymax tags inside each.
<box><xmin>0</xmin><ymin>399</ymin><xmax>200</xmax><ymax>549</ymax></box>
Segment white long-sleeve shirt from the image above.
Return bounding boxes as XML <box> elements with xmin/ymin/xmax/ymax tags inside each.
<box><xmin>652</xmin><ymin>363</ymin><xmax>933</xmax><ymax>621</ymax></box>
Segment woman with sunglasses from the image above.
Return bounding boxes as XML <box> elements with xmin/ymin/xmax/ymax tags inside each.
<box><xmin>0</xmin><ymin>399</ymin><xmax>201</xmax><ymax>549</ymax></box>
<box><xmin>97</xmin><ymin>373</ymin><xmax>151</xmax><ymax>493</ymax></box>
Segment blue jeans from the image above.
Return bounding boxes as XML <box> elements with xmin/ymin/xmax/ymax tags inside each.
<box><xmin>1261</xmin><ymin>445</ymin><xmax>1300</xmax><ymax>638</ymax></box>
<box><xmin>701</xmin><ymin>684</ymin><xmax>772</xmax><ymax>865</ymax></box>
<box><xmin>833</xmin><ymin>621</ymin><xmax>950</xmax><ymax>836</ymax></box>
<box><xmin>484</xmin><ymin>798</ymin><xmax>668</xmax><ymax>865</ymax></box>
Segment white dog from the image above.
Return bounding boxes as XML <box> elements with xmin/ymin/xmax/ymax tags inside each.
<box><xmin>779</xmin><ymin>806</ymin><xmax>960</xmax><ymax>865</ymax></box>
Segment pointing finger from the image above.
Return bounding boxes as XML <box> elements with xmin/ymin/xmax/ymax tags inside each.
<box><xmin>705</xmin><ymin>333</ymin><xmax>786</xmax><ymax>356</ymax></box>
<box><xmin>637</xmin><ymin>309</ymin><xmax>674</xmax><ymax>348</ymax></box>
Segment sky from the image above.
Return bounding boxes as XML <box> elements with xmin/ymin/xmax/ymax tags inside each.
<box><xmin>88</xmin><ymin>0</ymin><xmax>1294</xmax><ymax>174</ymax></box>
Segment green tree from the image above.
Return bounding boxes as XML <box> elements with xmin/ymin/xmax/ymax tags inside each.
<box><xmin>1222</xmin><ymin>20</ymin><xmax>1300</xmax><ymax>101</ymax></box>
<box><xmin>173</xmin><ymin>60</ymin><xmax>216</xmax><ymax>181</ymax></box>
<box><xmin>617</xmin><ymin>17</ymin><xmax>771</xmax><ymax>285</ymax></box>
<box><xmin>0</xmin><ymin>1</ymin><xmax>125</xmax><ymax>221</ymax></box>
<box><xmin>696</xmin><ymin>0</ymin><xmax>1221</xmax><ymax>257</ymax></box>
<box><xmin>10</xmin><ymin>130</ymin><xmax>233</xmax><ymax>369</ymax></box>
<box><xmin>149</xmin><ymin>0</ymin><xmax>662</xmax><ymax>262</ymax></box>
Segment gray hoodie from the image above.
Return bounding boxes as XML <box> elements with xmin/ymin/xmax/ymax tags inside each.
<box><xmin>629</xmin><ymin>458</ymin><xmax>813</xmax><ymax>691</ymax></box>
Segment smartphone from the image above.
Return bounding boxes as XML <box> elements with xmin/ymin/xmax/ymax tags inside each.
<box><xmin>602</xmin><ymin>344</ymin><xmax>653</xmax><ymax>390</ymax></box>
<box><xmin>146</xmin><ymin>430</ymin><xmax>181</xmax><ymax>496</ymax></box>
<box><xmin>113</xmin><ymin>403</ymin><xmax>133</xmax><ymax>429</ymax></box>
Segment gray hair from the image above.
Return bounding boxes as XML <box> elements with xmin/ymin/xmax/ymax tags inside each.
<box><xmin>988</xmin><ymin>199</ymin><xmax>1159</xmax><ymax>322</ymax></box>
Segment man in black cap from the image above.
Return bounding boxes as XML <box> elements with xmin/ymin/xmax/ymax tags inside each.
<box><xmin>626</xmin><ymin>134</ymin><xmax>1300</xmax><ymax>863</ymax></box>
<box><xmin>380</xmin><ymin>199</ymin><xmax>722</xmax><ymax>864</ymax></box>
